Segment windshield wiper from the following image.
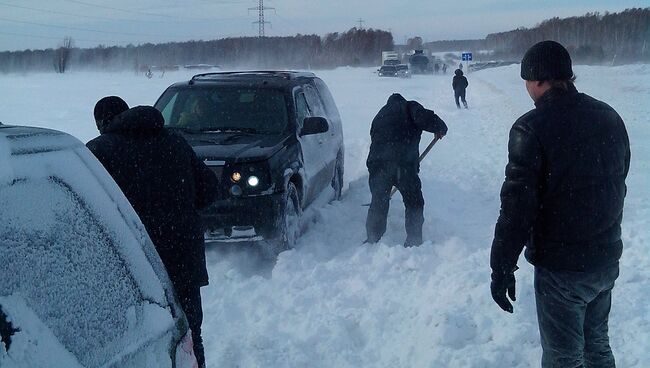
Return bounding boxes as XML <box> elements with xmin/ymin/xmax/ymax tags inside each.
<box><xmin>166</xmin><ymin>126</ymin><xmax>200</xmax><ymax>134</ymax></box>
<box><xmin>199</xmin><ymin>127</ymin><xmax>259</xmax><ymax>134</ymax></box>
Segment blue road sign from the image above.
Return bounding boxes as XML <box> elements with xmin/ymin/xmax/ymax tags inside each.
<box><xmin>462</xmin><ymin>52</ymin><xmax>473</xmax><ymax>61</ymax></box>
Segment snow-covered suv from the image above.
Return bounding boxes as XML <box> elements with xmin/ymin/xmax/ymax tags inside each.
<box><xmin>155</xmin><ymin>71</ymin><xmax>345</xmax><ymax>254</ymax></box>
<box><xmin>0</xmin><ymin>124</ymin><xmax>197</xmax><ymax>368</ymax></box>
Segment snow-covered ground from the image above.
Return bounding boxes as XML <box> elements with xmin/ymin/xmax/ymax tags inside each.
<box><xmin>1</xmin><ymin>63</ymin><xmax>648</xmax><ymax>367</ymax></box>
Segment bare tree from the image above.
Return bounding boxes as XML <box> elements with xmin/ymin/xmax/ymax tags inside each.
<box><xmin>54</xmin><ymin>36</ymin><xmax>73</xmax><ymax>73</ymax></box>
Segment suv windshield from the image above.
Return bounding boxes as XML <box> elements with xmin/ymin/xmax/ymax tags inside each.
<box><xmin>159</xmin><ymin>87</ymin><xmax>289</xmax><ymax>134</ymax></box>
<box><xmin>380</xmin><ymin>66</ymin><xmax>397</xmax><ymax>72</ymax></box>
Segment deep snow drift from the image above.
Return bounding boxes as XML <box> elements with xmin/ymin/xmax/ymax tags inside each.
<box><xmin>1</xmin><ymin>64</ymin><xmax>648</xmax><ymax>367</ymax></box>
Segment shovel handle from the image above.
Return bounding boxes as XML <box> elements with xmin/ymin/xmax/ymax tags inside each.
<box><xmin>389</xmin><ymin>136</ymin><xmax>440</xmax><ymax>198</ymax></box>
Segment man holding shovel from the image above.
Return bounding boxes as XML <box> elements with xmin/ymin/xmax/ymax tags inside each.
<box><xmin>365</xmin><ymin>93</ymin><xmax>448</xmax><ymax>247</ymax></box>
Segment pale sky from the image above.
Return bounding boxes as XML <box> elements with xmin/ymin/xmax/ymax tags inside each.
<box><xmin>0</xmin><ymin>0</ymin><xmax>646</xmax><ymax>51</ymax></box>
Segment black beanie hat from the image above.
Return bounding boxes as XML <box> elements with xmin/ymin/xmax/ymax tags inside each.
<box><xmin>520</xmin><ymin>40</ymin><xmax>573</xmax><ymax>81</ymax></box>
<box><xmin>94</xmin><ymin>96</ymin><xmax>128</xmax><ymax>124</ymax></box>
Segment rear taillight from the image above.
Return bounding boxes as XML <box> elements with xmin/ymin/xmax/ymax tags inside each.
<box><xmin>175</xmin><ymin>330</ymin><xmax>198</xmax><ymax>368</ymax></box>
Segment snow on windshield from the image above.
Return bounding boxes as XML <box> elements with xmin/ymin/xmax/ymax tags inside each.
<box><xmin>0</xmin><ymin>177</ymin><xmax>141</xmax><ymax>366</ymax></box>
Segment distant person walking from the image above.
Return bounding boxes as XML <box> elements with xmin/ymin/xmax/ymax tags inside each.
<box><xmin>489</xmin><ymin>41</ymin><xmax>630</xmax><ymax>368</ymax></box>
<box><xmin>442</xmin><ymin>63</ymin><xmax>448</xmax><ymax>74</ymax></box>
<box><xmin>87</xmin><ymin>98</ymin><xmax>218</xmax><ymax>368</ymax></box>
<box><xmin>365</xmin><ymin>93</ymin><xmax>448</xmax><ymax>247</ymax></box>
<box><xmin>452</xmin><ymin>69</ymin><xmax>469</xmax><ymax>109</ymax></box>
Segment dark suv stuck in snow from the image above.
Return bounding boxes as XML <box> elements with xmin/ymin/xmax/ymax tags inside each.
<box><xmin>154</xmin><ymin>71</ymin><xmax>344</xmax><ymax>254</ymax></box>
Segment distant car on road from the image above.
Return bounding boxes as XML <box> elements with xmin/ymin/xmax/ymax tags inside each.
<box><xmin>396</xmin><ymin>64</ymin><xmax>411</xmax><ymax>78</ymax></box>
<box><xmin>154</xmin><ymin>71</ymin><xmax>345</xmax><ymax>255</ymax></box>
<box><xmin>378</xmin><ymin>65</ymin><xmax>398</xmax><ymax>77</ymax></box>
<box><xmin>0</xmin><ymin>124</ymin><xmax>197</xmax><ymax>368</ymax></box>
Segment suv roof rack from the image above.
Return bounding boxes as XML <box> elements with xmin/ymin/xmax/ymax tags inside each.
<box><xmin>189</xmin><ymin>70</ymin><xmax>316</xmax><ymax>83</ymax></box>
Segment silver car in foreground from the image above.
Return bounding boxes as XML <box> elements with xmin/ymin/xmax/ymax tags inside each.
<box><xmin>0</xmin><ymin>124</ymin><xmax>197</xmax><ymax>368</ymax></box>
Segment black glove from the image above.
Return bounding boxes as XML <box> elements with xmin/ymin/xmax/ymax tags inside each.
<box><xmin>490</xmin><ymin>266</ymin><xmax>518</xmax><ymax>313</ymax></box>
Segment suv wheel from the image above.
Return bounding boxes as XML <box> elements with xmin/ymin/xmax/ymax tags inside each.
<box><xmin>263</xmin><ymin>182</ymin><xmax>301</xmax><ymax>257</ymax></box>
<box><xmin>331</xmin><ymin>154</ymin><xmax>344</xmax><ymax>201</ymax></box>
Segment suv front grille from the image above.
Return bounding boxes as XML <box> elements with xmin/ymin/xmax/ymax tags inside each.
<box><xmin>207</xmin><ymin>165</ymin><xmax>224</xmax><ymax>179</ymax></box>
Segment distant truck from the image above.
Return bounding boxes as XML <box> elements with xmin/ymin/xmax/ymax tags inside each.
<box><xmin>409</xmin><ymin>50</ymin><xmax>432</xmax><ymax>74</ymax></box>
<box><xmin>381</xmin><ymin>51</ymin><xmax>400</xmax><ymax>66</ymax></box>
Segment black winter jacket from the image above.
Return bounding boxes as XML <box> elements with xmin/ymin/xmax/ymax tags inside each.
<box><xmin>452</xmin><ymin>75</ymin><xmax>468</xmax><ymax>92</ymax></box>
<box><xmin>491</xmin><ymin>84</ymin><xmax>630</xmax><ymax>273</ymax></box>
<box><xmin>367</xmin><ymin>94</ymin><xmax>447</xmax><ymax>169</ymax></box>
<box><xmin>87</xmin><ymin>106</ymin><xmax>218</xmax><ymax>289</ymax></box>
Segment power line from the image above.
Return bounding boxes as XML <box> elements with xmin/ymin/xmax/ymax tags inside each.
<box><xmin>0</xmin><ymin>17</ymin><xmax>176</xmax><ymax>38</ymax></box>
<box><xmin>0</xmin><ymin>1</ymin><xmax>245</xmax><ymax>25</ymax></box>
<box><xmin>58</xmin><ymin>0</ymin><xmax>237</xmax><ymax>22</ymax></box>
<box><xmin>248</xmin><ymin>0</ymin><xmax>274</xmax><ymax>37</ymax></box>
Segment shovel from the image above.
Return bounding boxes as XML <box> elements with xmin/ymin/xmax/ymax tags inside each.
<box><xmin>362</xmin><ymin>136</ymin><xmax>441</xmax><ymax>206</ymax></box>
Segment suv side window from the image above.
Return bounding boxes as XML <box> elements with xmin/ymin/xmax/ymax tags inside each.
<box><xmin>313</xmin><ymin>78</ymin><xmax>342</xmax><ymax>123</ymax></box>
<box><xmin>295</xmin><ymin>92</ymin><xmax>311</xmax><ymax>128</ymax></box>
<box><xmin>303</xmin><ymin>85</ymin><xmax>326</xmax><ymax>118</ymax></box>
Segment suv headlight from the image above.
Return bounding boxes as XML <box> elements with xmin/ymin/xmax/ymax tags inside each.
<box><xmin>226</xmin><ymin>163</ymin><xmax>271</xmax><ymax>195</ymax></box>
<box><xmin>247</xmin><ymin>176</ymin><xmax>260</xmax><ymax>187</ymax></box>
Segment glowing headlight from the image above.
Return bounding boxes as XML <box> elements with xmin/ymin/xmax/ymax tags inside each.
<box><xmin>231</xmin><ymin>172</ymin><xmax>242</xmax><ymax>183</ymax></box>
<box><xmin>247</xmin><ymin>176</ymin><xmax>260</xmax><ymax>187</ymax></box>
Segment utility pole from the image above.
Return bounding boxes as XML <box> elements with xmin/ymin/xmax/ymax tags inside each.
<box><xmin>249</xmin><ymin>0</ymin><xmax>274</xmax><ymax>38</ymax></box>
<box><xmin>357</xmin><ymin>18</ymin><xmax>365</xmax><ymax>29</ymax></box>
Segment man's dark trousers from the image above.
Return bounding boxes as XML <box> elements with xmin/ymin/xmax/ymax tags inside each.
<box><xmin>535</xmin><ymin>264</ymin><xmax>619</xmax><ymax>368</ymax></box>
<box><xmin>176</xmin><ymin>286</ymin><xmax>206</xmax><ymax>368</ymax></box>
<box><xmin>454</xmin><ymin>90</ymin><xmax>467</xmax><ymax>108</ymax></box>
<box><xmin>366</xmin><ymin>163</ymin><xmax>424</xmax><ymax>246</ymax></box>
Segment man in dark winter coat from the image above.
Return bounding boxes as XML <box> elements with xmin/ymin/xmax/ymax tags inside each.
<box><xmin>452</xmin><ymin>69</ymin><xmax>469</xmax><ymax>109</ymax></box>
<box><xmin>87</xmin><ymin>101</ymin><xmax>218</xmax><ymax>368</ymax></box>
<box><xmin>490</xmin><ymin>41</ymin><xmax>630</xmax><ymax>368</ymax></box>
<box><xmin>365</xmin><ymin>93</ymin><xmax>448</xmax><ymax>247</ymax></box>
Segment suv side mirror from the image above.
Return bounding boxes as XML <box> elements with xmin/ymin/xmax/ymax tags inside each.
<box><xmin>301</xmin><ymin>117</ymin><xmax>329</xmax><ymax>136</ymax></box>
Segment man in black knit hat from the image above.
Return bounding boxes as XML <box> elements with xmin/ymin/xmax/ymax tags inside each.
<box><xmin>490</xmin><ymin>41</ymin><xmax>630</xmax><ymax>367</ymax></box>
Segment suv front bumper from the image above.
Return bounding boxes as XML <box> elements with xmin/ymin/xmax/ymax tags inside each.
<box><xmin>201</xmin><ymin>192</ymin><xmax>284</xmax><ymax>238</ymax></box>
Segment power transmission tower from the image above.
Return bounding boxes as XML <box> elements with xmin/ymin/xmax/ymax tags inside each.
<box><xmin>357</xmin><ymin>18</ymin><xmax>365</xmax><ymax>29</ymax></box>
<box><xmin>249</xmin><ymin>0</ymin><xmax>274</xmax><ymax>38</ymax></box>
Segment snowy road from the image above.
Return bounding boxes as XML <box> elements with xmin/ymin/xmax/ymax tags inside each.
<box><xmin>1</xmin><ymin>64</ymin><xmax>648</xmax><ymax>367</ymax></box>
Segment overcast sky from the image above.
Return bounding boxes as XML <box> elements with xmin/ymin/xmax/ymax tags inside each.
<box><xmin>0</xmin><ymin>0</ymin><xmax>645</xmax><ymax>51</ymax></box>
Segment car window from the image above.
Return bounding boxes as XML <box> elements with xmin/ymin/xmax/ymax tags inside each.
<box><xmin>159</xmin><ymin>87</ymin><xmax>289</xmax><ymax>134</ymax></box>
<box><xmin>294</xmin><ymin>92</ymin><xmax>311</xmax><ymax>128</ymax></box>
<box><xmin>313</xmin><ymin>78</ymin><xmax>342</xmax><ymax>122</ymax></box>
<box><xmin>303</xmin><ymin>85</ymin><xmax>327</xmax><ymax>118</ymax></box>
<box><xmin>0</xmin><ymin>177</ymin><xmax>141</xmax><ymax>367</ymax></box>
<box><xmin>160</xmin><ymin>92</ymin><xmax>177</xmax><ymax>124</ymax></box>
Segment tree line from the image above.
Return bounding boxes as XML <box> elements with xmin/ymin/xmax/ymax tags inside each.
<box><xmin>486</xmin><ymin>8</ymin><xmax>650</xmax><ymax>64</ymax></box>
<box><xmin>0</xmin><ymin>28</ymin><xmax>393</xmax><ymax>73</ymax></box>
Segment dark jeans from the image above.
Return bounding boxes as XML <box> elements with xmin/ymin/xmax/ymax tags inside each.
<box><xmin>454</xmin><ymin>90</ymin><xmax>467</xmax><ymax>108</ymax></box>
<box><xmin>534</xmin><ymin>264</ymin><xmax>619</xmax><ymax>368</ymax></box>
<box><xmin>176</xmin><ymin>286</ymin><xmax>205</xmax><ymax>368</ymax></box>
<box><xmin>366</xmin><ymin>163</ymin><xmax>424</xmax><ymax>246</ymax></box>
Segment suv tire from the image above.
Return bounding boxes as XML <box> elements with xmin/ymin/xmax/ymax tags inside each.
<box><xmin>263</xmin><ymin>182</ymin><xmax>301</xmax><ymax>258</ymax></box>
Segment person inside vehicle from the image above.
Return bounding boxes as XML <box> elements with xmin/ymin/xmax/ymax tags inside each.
<box><xmin>87</xmin><ymin>98</ymin><xmax>219</xmax><ymax>368</ymax></box>
<box><xmin>365</xmin><ymin>93</ymin><xmax>448</xmax><ymax>247</ymax></box>
<box><xmin>178</xmin><ymin>97</ymin><xmax>213</xmax><ymax>129</ymax></box>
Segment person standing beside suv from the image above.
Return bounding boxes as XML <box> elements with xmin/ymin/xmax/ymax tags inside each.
<box><xmin>490</xmin><ymin>41</ymin><xmax>630</xmax><ymax>367</ymax></box>
<box><xmin>87</xmin><ymin>98</ymin><xmax>218</xmax><ymax>368</ymax></box>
